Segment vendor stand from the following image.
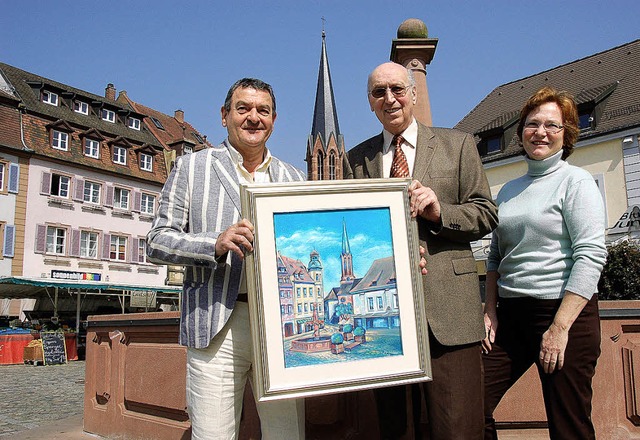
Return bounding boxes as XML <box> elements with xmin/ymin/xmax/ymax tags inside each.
<box><xmin>0</xmin><ymin>276</ymin><xmax>181</xmax><ymax>364</ymax></box>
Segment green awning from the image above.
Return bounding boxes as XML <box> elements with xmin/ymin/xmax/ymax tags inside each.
<box><xmin>0</xmin><ymin>276</ymin><xmax>181</xmax><ymax>299</ymax></box>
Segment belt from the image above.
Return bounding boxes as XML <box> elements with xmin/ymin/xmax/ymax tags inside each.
<box><xmin>236</xmin><ymin>293</ymin><xmax>248</xmax><ymax>302</ymax></box>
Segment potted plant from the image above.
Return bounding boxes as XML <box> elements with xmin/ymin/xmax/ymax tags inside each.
<box><xmin>330</xmin><ymin>332</ymin><xmax>344</xmax><ymax>354</ymax></box>
<box><xmin>342</xmin><ymin>323</ymin><xmax>354</xmax><ymax>341</ymax></box>
<box><xmin>353</xmin><ymin>326</ymin><xmax>366</xmax><ymax>343</ymax></box>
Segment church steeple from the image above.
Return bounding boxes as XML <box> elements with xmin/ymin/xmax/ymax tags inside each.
<box><xmin>306</xmin><ymin>25</ymin><xmax>345</xmax><ymax>181</ymax></box>
<box><xmin>340</xmin><ymin>219</ymin><xmax>354</xmax><ymax>283</ymax></box>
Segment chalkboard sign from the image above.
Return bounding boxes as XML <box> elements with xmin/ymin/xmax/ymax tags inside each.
<box><xmin>41</xmin><ymin>331</ymin><xmax>67</xmax><ymax>365</ymax></box>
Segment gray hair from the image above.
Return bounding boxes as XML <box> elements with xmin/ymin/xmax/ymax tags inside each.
<box><xmin>223</xmin><ymin>78</ymin><xmax>276</xmax><ymax>112</ymax></box>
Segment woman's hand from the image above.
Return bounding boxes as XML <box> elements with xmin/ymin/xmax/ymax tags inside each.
<box><xmin>482</xmin><ymin>309</ymin><xmax>498</xmax><ymax>354</ymax></box>
<box><xmin>539</xmin><ymin>291</ymin><xmax>588</xmax><ymax>374</ymax></box>
<box><xmin>539</xmin><ymin>322</ymin><xmax>569</xmax><ymax>374</ymax></box>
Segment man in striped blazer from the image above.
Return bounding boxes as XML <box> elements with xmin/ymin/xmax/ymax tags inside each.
<box><xmin>147</xmin><ymin>78</ymin><xmax>306</xmax><ymax>440</ymax></box>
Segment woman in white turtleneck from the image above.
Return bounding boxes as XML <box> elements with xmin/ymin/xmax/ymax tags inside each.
<box><xmin>482</xmin><ymin>87</ymin><xmax>607</xmax><ymax>440</ymax></box>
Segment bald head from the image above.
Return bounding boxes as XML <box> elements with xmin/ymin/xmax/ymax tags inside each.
<box><xmin>367</xmin><ymin>62</ymin><xmax>417</xmax><ymax>135</ymax></box>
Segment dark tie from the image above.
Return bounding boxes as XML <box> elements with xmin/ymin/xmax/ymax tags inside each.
<box><xmin>390</xmin><ymin>135</ymin><xmax>410</xmax><ymax>178</ymax></box>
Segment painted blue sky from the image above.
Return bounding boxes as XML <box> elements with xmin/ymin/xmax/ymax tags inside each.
<box><xmin>274</xmin><ymin>208</ymin><xmax>393</xmax><ymax>293</ymax></box>
<box><xmin>3</xmin><ymin>1</ymin><xmax>638</xmax><ymax>171</ymax></box>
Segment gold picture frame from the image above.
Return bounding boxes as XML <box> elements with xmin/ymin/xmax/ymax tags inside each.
<box><xmin>240</xmin><ymin>178</ymin><xmax>431</xmax><ymax>401</ymax></box>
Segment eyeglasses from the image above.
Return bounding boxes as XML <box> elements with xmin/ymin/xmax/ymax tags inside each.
<box><xmin>368</xmin><ymin>85</ymin><xmax>411</xmax><ymax>99</ymax></box>
<box><xmin>523</xmin><ymin>122</ymin><xmax>564</xmax><ymax>135</ymax></box>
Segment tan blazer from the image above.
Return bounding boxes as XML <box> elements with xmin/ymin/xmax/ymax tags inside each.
<box><xmin>345</xmin><ymin>123</ymin><xmax>498</xmax><ymax>346</ymax></box>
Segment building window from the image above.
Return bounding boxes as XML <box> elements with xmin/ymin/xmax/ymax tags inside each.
<box><xmin>114</xmin><ymin>187</ymin><xmax>130</xmax><ymax>210</ymax></box>
<box><xmin>83</xmin><ymin>181</ymin><xmax>101</xmax><ymax>204</ymax></box>
<box><xmin>102</xmin><ymin>109</ymin><xmax>116</xmax><ymax>123</ymax></box>
<box><xmin>80</xmin><ymin>231</ymin><xmax>99</xmax><ymax>259</ymax></box>
<box><xmin>377</xmin><ymin>296</ymin><xmax>384</xmax><ymax>309</ymax></box>
<box><xmin>329</xmin><ymin>153</ymin><xmax>336</xmax><ymax>180</ymax></box>
<box><xmin>42</xmin><ymin>91</ymin><xmax>58</xmax><ymax>106</ymax></box>
<box><xmin>139</xmin><ymin>153</ymin><xmax>152</xmax><ymax>171</ymax></box>
<box><xmin>52</xmin><ymin>130</ymin><xmax>69</xmax><ymax>151</ymax></box>
<box><xmin>84</xmin><ymin>139</ymin><xmax>100</xmax><ymax>158</ymax></box>
<box><xmin>0</xmin><ymin>162</ymin><xmax>4</xmax><ymax>192</ymax></box>
<box><xmin>74</xmin><ymin>101</ymin><xmax>89</xmax><ymax>115</ymax></box>
<box><xmin>317</xmin><ymin>151</ymin><xmax>324</xmax><ymax>180</ymax></box>
<box><xmin>579</xmin><ymin>111</ymin><xmax>594</xmax><ymax>130</ymax></box>
<box><xmin>367</xmin><ymin>297</ymin><xmax>374</xmax><ymax>311</ymax></box>
<box><xmin>46</xmin><ymin>226</ymin><xmax>66</xmax><ymax>255</ymax></box>
<box><xmin>128</xmin><ymin>117</ymin><xmax>141</xmax><ymax>130</ymax></box>
<box><xmin>113</xmin><ymin>146</ymin><xmax>127</xmax><ymax>165</ymax></box>
<box><xmin>486</xmin><ymin>136</ymin><xmax>502</xmax><ymax>154</ymax></box>
<box><xmin>150</xmin><ymin>117</ymin><xmax>164</xmax><ymax>130</ymax></box>
<box><xmin>193</xmin><ymin>132</ymin><xmax>204</xmax><ymax>143</ymax></box>
<box><xmin>183</xmin><ymin>145</ymin><xmax>192</xmax><ymax>155</ymax></box>
<box><xmin>110</xmin><ymin>235</ymin><xmax>127</xmax><ymax>261</ymax></box>
<box><xmin>137</xmin><ymin>239</ymin><xmax>146</xmax><ymax>263</ymax></box>
<box><xmin>50</xmin><ymin>174</ymin><xmax>70</xmax><ymax>198</ymax></box>
<box><xmin>140</xmin><ymin>193</ymin><xmax>155</xmax><ymax>215</ymax></box>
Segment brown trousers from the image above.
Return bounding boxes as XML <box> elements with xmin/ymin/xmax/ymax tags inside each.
<box><xmin>483</xmin><ymin>295</ymin><xmax>601</xmax><ymax>440</ymax></box>
<box><xmin>375</xmin><ymin>331</ymin><xmax>484</xmax><ymax>439</ymax></box>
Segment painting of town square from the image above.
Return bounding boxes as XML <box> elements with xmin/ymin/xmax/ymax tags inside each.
<box><xmin>273</xmin><ymin>207</ymin><xmax>404</xmax><ymax>369</ymax></box>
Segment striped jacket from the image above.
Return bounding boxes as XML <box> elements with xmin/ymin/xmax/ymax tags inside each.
<box><xmin>147</xmin><ymin>140</ymin><xmax>306</xmax><ymax>348</ymax></box>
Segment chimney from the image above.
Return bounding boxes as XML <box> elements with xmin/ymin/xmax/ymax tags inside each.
<box><xmin>105</xmin><ymin>83</ymin><xmax>116</xmax><ymax>101</ymax></box>
<box><xmin>175</xmin><ymin>109</ymin><xmax>184</xmax><ymax>123</ymax></box>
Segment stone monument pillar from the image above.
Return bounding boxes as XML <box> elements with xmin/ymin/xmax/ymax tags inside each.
<box><xmin>390</xmin><ymin>18</ymin><xmax>438</xmax><ymax>126</ymax></box>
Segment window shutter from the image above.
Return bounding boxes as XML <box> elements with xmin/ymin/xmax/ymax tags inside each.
<box><xmin>70</xmin><ymin>229</ymin><xmax>81</xmax><ymax>257</ymax></box>
<box><xmin>3</xmin><ymin>225</ymin><xmax>15</xmax><ymax>257</ymax></box>
<box><xmin>131</xmin><ymin>238</ymin><xmax>139</xmax><ymax>263</ymax></box>
<box><xmin>125</xmin><ymin>237</ymin><xmax>131</xmax><ymax>262</ymax></box>
<box><xmin>73</xmin><ymin>178</ymin><xmax>84</xmax><ymax>201</ymax></box>
<box><xmin>105</xmin><ymin>184</ymin><xmax>114</xmax><ymax>207</ymax></box>
<box><xmin>40</xmin><ymin>172</ymin><xmax>51</xmax><ymax>195</ymax></box>
<box><xmin>102</xmin><ymin>233</ymin><xmax>111</xmax><ymax>260</ymax></box>
<box><xmin>35</xmin><ymin>224</ymin><xmax>47</xmax><ymax>254</ymax></box>
<box><xmin>133</xmin><ymin>190</ymin><xmax>141</xmax><ymax>212</ymax></box>
<box><xmin>8</xmin><ymin>163</ymin><xmax>19</xmax><ymax>194</ymax></box>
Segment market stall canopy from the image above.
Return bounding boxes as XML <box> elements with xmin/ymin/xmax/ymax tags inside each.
<box><xmin>0</xmin><ymin>276</ymin><xmax>181</xmax><ymax>299</ymax></box>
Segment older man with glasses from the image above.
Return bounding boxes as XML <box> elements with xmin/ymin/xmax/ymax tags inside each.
<box><xmin>344</xmin><ymin>61</ymin><xmax>498</xmax><ymax>439</ymax></box>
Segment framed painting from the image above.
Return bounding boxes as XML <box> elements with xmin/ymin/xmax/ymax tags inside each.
<box><xmin>240</xmin><ymin>178</ymin><xmax>431</xmax><ymax>401</ymax></box>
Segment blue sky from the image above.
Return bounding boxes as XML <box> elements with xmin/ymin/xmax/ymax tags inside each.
<box><xmin>2</xmin><ymin>1</ymin><xmax>639</xmax><ymax>171</ymax></box>
<box><xmin>274</xmin><ymin>208</ymin><xmax>393</xmax><ymax>290</ymax></box>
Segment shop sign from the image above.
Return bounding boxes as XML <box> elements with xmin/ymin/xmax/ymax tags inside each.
<box><xmin>130</xmin><ymin>291</ymin><xmax>157</xmax><ymax>309</ymax></box>
<box><xmin>50</xmin><ymin>270</ymin><xmax>101</xmax><ymax>281</ymax></box>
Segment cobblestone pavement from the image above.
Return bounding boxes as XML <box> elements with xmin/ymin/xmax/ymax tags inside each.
<box><xmin>0</xmin><ymin>361</ymin><xmax>85</xmax><ymax>437</ymax></box>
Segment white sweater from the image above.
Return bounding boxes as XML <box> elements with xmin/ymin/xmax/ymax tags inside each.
<box><xmin>487</xmin><ymin>150</ymin><xmax>607</xmax><ymax>300</ymax></box>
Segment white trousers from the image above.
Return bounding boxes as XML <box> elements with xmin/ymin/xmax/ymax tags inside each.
<box><xmin>186</xmin><ymin>302</ymin><xmax>305</xmax><ymax>440</ymax></box>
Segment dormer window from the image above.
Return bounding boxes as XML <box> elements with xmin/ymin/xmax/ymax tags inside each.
<box><xmin>128</xmin><ymin>117</ymin><xmax>141</xmax><ymax>130</ymax></box>
<box><xmin>42</xmin><ymin>91</ymin><xmax>58</xmax><ymax>106</ymax></box>
<box><xmin>84</xmin><ymin>139</ymin><xmax>100</xmax><ymax>158</ymax></box>
<box><xmin>102</xmin><ymin>109</ymin><xmax>116</xmax><ymax>123</ymax></box>
<box><xmin>579</xmin><ymin>109</ymin><xmax>595</xmax><ymax>131</ymax></box>
<box><xmin>51</xmin><ymin>130</ymin><xmax>69</xmax><ymax>151</ymax></box>
<box><xmin>575</xmin><ymin>82</ymin><xmax>617</xmax><ymax>133</ymax></box>
<box><xmin>113</xmin><ymin>146</ymin><xmax>127</xmax><ymax>165</ymax></box>
<box><xmin>74</xmin><ymin>100</ymin><xmax>89</xmax><ymax>115</ymax></box>
<box><xmin>475</xmin><ymin>110</ymin><xmax>519</xmax><ymax>157</ymax></box>
<box><xmin>485</xmin><ymin>135</ymin><xmax>502</xmax><ymax>154</ymax></box>
<box><xmin>139</xmin><ymin>153</ymin><xmax>153</xmax><ymax>171</ymax></box>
